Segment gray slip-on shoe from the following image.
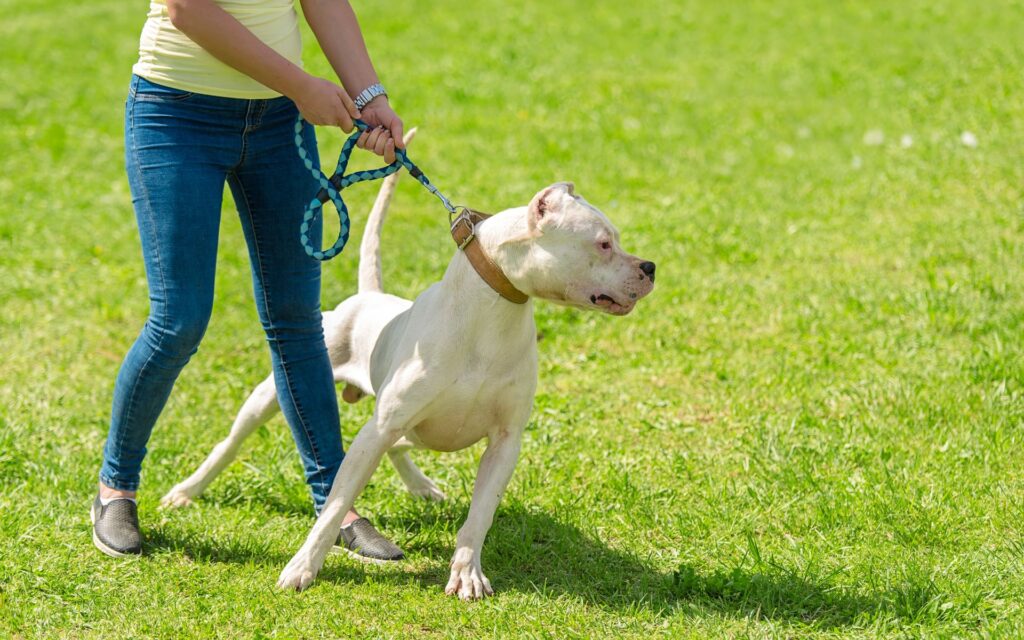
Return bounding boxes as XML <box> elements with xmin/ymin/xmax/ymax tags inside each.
<box><xmin>91</xmin><ymin>494</ymin><xmax>142</xmax><ymax>557</ymax></box>
<box><xmin>334</xmin><ymin>517</ymin><xmax>404</xmax><ymax>564</ymax></box>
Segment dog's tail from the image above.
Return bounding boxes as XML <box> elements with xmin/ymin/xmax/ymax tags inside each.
<box><xmin>358</xmin><ymin>127</ymin><xmax>418</xmax><ymax>294</ymax></box>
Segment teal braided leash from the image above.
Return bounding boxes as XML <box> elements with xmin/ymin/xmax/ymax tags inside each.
<box><xmin>294</xmin><ymin>117</ymin><xmax>457</xmax><ymax>261</ymax></box>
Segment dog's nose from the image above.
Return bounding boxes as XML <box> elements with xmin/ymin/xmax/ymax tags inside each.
<box><xmin>639</xmin><ymin>261</ymin><xmax>656</xmax><ymax>281</ymax></box>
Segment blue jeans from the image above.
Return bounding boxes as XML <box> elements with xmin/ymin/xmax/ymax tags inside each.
<box><xmin>99</xmin><ymin>75</ymin><xmax>343</xmax><ymax>512</ymax></box>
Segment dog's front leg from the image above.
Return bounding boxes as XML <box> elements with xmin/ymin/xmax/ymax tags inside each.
<box><xmin>276</xmin><ymin>412</ymin><xmax>403</xmax><ymax>591</ymax></box>
<box><xmin>446</xmin><ymin>430</ymin><xmax>522</xmax><ymax>600</ymax></box>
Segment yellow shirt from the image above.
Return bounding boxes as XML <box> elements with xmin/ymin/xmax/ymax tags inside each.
<box><xmin>132</xmin><ymin>0</ymin><xmax>302</xmax><ymax>99</ymax></box>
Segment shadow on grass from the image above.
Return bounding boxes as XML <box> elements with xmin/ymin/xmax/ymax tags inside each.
<box><xmin>381</xmin><ymin>504</ymin><xmax>894</xmax><ymax>628</ymax></box>
<box><xmin>147</xmin><ymin>500</ymin><xmax>936</xmax><ymax>628</ymax></box>
<box><xmin>145</xmin><ymin>524</ymin><xmax>295</xmax><ymax>566</ymax></box>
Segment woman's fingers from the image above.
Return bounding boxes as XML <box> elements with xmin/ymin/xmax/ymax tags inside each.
<box><xmin>358</xmin><ymin>127</ymin><xmax>382</xmax><ymax>151</ymax></box>
<box><xmin>336</xmin><ymin>105</ymin><xmax>355</xmax><ymax>133</ymax></box>
<box><xmin>336</xmin><ymin>88</ymin><xmax>358</xmax><ymax>132</ymax></box>
<box><xmin>389</xmin><ymin>118</ymin><xmax>405</xmax><ymax>149</ymax></box>
<box><xmin>353</xmin><ymin>125</ymin><xmax>396</xmax><ymax>161</ymax></box>
<box><xmin>373</xmin><ymin>130</ymin><xmax>389</xmax><ymax>157</ymax></box>
<box><xmin>339</xmin><ymin>90</ymin><xmax>361</xmax><ymax>121</ymax></box>
<box><xmin>357</xmin><ymin>127</ymin><xmax>396</xmax><ymax>160</ymax></box>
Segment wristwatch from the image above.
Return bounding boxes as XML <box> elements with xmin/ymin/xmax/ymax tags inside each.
<box><xmin>354</xmin><ymin>82</ymin><xmax>387</xmax><ymax>110</ymax></box>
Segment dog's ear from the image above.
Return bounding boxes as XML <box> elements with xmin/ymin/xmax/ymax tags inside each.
<box><xmin>528</xmin><ymin>182</ymin><xmax>576</xmax><ymax>231</ymax></box>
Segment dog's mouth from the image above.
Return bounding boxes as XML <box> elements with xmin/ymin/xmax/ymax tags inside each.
<box><xmin>590</xmin><ymin>293</ymin><xmax>633</xmax><ymax>315</ymax></box>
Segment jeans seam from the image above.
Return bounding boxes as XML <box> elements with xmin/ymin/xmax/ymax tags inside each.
<box><xmin>232</xmin><ymin>173</ymin><xmax>326</xmax><ymax>494</ymax></box>
<box><xmin>132</xmin><ymin>93</ymin><xmax>194</xmax><ymax>103</ymax></box>
<box><xmin>236</xmin><ymin>99</ymin><xmax>268</xmax><ymax>170</ymax></box>
<box><xmin>237</xmin><ymin>103</ymin><xmax>251</xmax><ymax>170</ymax></box>
<box><xmin>109</xmin><ymin>95</ymin><xmax>170</xmax><ymax>489</ymax></box>
<box><xmin>255</xmin><ymin>100</ymin><xmax>268</xmax><ymax>129</ymax></box>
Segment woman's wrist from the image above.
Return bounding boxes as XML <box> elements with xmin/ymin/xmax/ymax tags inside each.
<box><xmin>363</xmin><ymin>94</ymin><xmax>388</xmax><ymax>109</ymax></box>
<box><xmin>281</xmin><ymin>68</ymin><xmax>314</xmax><ymax>101</ymax></box>
<box><xmin>353</xmin><ymin>82</ymin><xmax>387</xmax><ymax>111</ymax></box>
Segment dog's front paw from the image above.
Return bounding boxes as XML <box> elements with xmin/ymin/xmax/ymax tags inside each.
<box><xmin>445</xmin><ymin>547</ymin><xmax>493</xmax><ymax>600</ymax></box>
<box><xmin>277</xmin><ymin>555</ymin><xmax>320</xmax><ymax>592</ymax></box>
<box><xmin>159</xmin><ymin>487</ymin><xmax>194</xmax><ymax>509</ymax></box>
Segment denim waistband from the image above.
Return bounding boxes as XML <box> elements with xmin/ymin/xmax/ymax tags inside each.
<box><xmin>128</xmin><ymin>74</ymin><xmax>293</xmax><ymax>115</ymax></box>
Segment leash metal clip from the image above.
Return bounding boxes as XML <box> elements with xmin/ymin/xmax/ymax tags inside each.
<box><xmin>425</xmin><ymin>182</ymin><xmax>457</xmax><ymax>217</ymax></box>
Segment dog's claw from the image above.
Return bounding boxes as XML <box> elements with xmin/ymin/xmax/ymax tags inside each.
<box><xmin>445</xmin><ymin>550</ymin><xmax>493</xmax><ymax>600</ymax></box>
<box><xmin>277</xmin><ymin>560</ymin><xmax>318</xmax><ymax>591</ymax></box>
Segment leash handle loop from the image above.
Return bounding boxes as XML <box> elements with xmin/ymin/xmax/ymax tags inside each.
<box><xmin>296</xmin><ymin>117</ymin><xmax>457</xmax><ymax>262</ymax></box>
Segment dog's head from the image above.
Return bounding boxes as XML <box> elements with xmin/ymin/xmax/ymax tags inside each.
<box><xmin>509</xmin><ymin>182</ymin><xmax>655</xmax><ymax>315</ymax></box>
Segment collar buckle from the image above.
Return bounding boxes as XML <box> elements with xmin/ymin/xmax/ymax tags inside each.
<box><xmin>450</xmin><ymin>208</ymin><xmax>477</xmax><ymax>250</ymax></box>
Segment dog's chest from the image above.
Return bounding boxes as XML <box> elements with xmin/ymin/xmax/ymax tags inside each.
<box><xmin>409</xmin><ymin>363</ymin><xmax>536</xmax><ymax>452</ymax></box>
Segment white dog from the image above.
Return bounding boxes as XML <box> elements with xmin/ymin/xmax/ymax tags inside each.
<box><xmin>161</xmin><ymin>133</ymin><xmax>656</xmax><ymax>599</ymax></box>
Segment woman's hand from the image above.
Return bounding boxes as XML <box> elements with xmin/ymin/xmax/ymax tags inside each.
<box><xmin>356</xmin><ymin>96</ymin><xmax>405</xmax><ymax>164</ymax></box>
<box><xmin>292</xmin><ymin>74</ymin><xmax>360</xmax><ymax>132</ymax></box>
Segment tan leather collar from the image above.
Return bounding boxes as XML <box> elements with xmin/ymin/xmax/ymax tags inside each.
<box><xmin>450</xmin><ymin>209</ymin><xmax>529</xmax><ymax>304</ymax></box>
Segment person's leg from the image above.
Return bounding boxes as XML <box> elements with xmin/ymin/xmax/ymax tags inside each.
<box><xmin>226</xmin><ymin>97</ymin><xmax>346</xmax><ymax>515</ymax></box>
<box><xmin>225</xmin><ymin>98</ymin><xmax>403</xmax><ymax>567</ymax></box>
<box><xmin>99</xmin><ymin>77</ymin><xmax>237</xmax><ymax>499</ymax></box>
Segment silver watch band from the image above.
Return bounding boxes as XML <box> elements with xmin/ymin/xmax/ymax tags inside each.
<box><xmin>354</xmin><ymin>82</ymin><xmax>387</xmax><ymax>110</ymax></box>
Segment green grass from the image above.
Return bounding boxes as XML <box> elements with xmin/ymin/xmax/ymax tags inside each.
<box><xmin>1</xmin><ymin>0</ymin><xmax>1023</xmax><ymax>637</ymax></box>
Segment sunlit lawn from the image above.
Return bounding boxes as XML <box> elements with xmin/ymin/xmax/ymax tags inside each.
<box><xmin>1</xmin><ymin>0</ymin><xmax>1022</xmax><ymax>637</ymax></box>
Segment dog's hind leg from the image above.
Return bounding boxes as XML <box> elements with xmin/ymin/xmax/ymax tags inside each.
<box><xmin>387</xmin><ymin>440</ymin><xmax>446</xmax><ymax>501</ymax></box>
<box><xmin>161</xmin><ymin>374</ymin><xmax>280</xmax><ymax>508</ymax></box>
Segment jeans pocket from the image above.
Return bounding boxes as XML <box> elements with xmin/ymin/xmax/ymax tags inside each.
<box><xmin>131</xmin><ymin>76</ymin><xmax>194</xmax><ymax>103</ymax></box>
